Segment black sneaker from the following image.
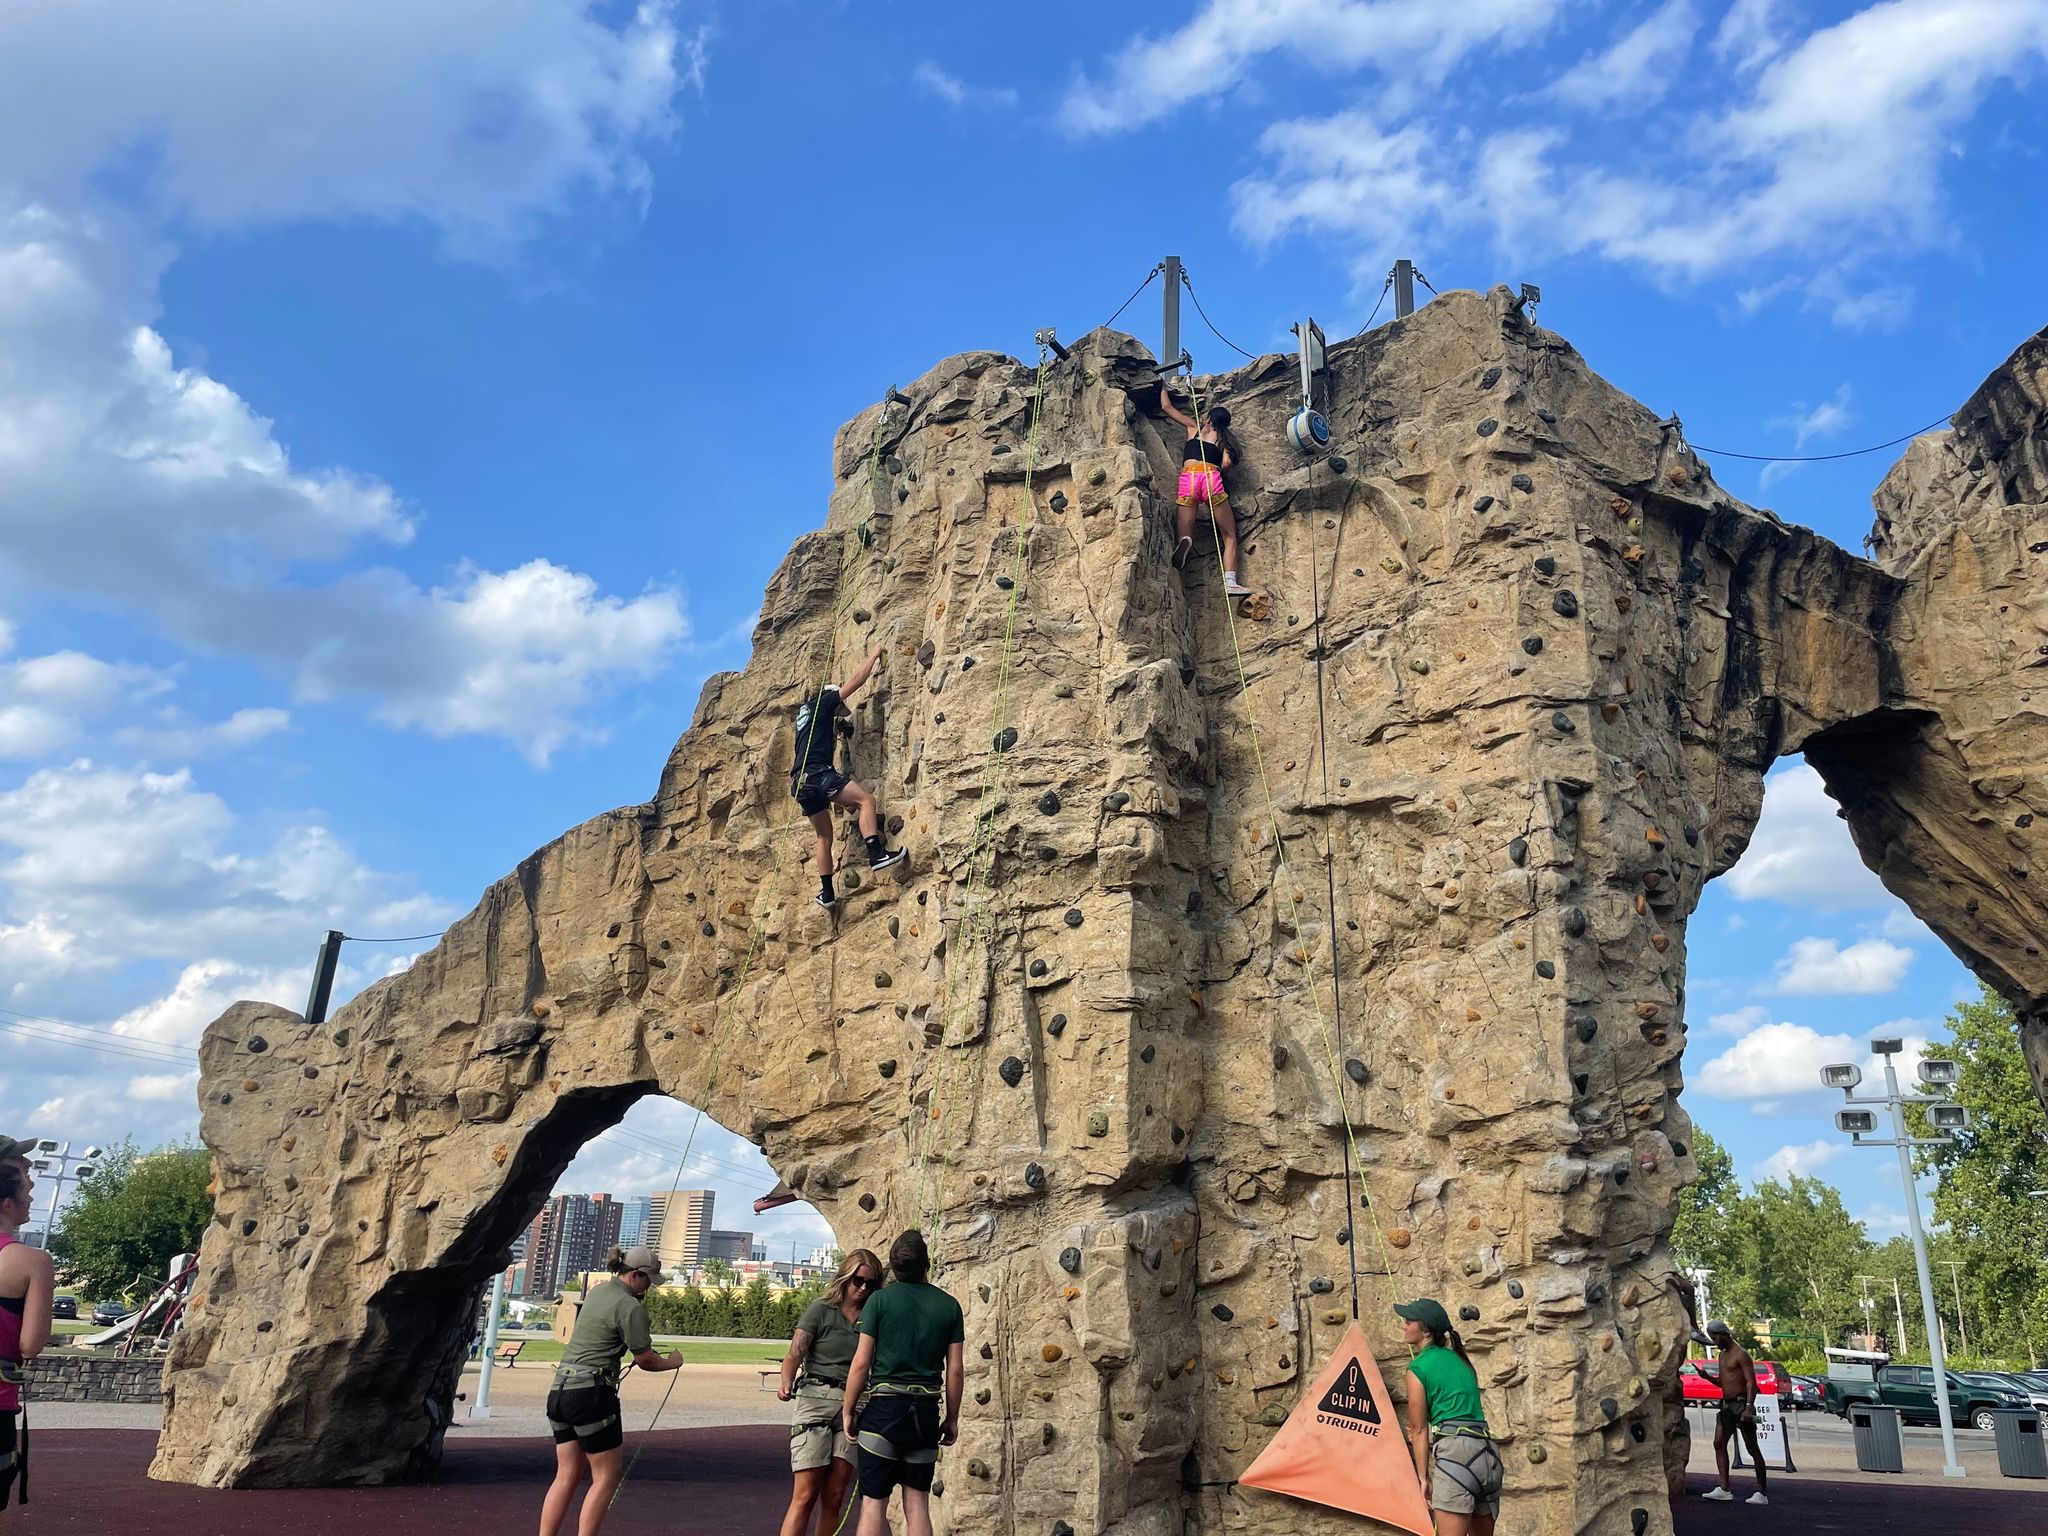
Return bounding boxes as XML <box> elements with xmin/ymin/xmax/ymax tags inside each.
<box><xmin>868</xmin><ymin>846</ymin><xmax>906</xmax><ymax>872</ymax></box>
<box><xmin>1171</xmin><ymin>535</ymin><xmax>1192</xmax><ymax>570</ymax></box>
<box><xmin>815</xmin><ymin>890</ymin><xmax>837</xmax><ymax>909</ymax></box>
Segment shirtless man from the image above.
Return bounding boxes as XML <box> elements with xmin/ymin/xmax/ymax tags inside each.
<box><xmin>1701</xmin><ymin>1320</ymin><xmax>1768</xmax><ymax>1505</ymax></box>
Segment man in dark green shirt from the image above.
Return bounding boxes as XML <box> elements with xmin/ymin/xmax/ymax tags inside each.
<box><xmin>843</xmin><ymin>1231</ymin><xmax>964</xmax><ymax>1536</ymax></box>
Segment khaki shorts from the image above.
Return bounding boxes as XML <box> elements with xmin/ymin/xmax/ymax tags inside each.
<box><xmin>1431</xmin><ymin>1429</ymin><xmax>1503</xmax><ymax>1517</ymax></box>
<box><xmin>790</xmin><ymin>1383</ymin><xmax>854</xmax><ymax>1472</ymax></box>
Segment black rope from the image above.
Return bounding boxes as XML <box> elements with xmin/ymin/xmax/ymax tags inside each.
<box><xmin>1100</xmin><ymin>263</ymin><xmax>1163</xmax><ymax>332</ymax></box>
<box><xmin>1304</xmin><ymin>373</ymin><xmax>1361</xmax><ymax>1320</ymax></box>
<box><xmin>1690</xmin><ymin>414</ymin><xmax>1951</xmax><ymax>463</ymax></box>
<box><xmin>1359</xmin><ymin>274</ymin><xmax>1393</xmax><ymax>333</ymax></box>
<box><xmin>341</xmin><ymin>930</ymin><xmax>446</xmax><ymax>944</ymax></box>
<box><xmin>1411</xmin><ymin>268</ymin><xmax>1440</xmax><ymax>297</ymax></box>
<box><xmin>1181</xmin><ymin>271</ymin><xmax>1259</xmax><ymax>361</ymax></box>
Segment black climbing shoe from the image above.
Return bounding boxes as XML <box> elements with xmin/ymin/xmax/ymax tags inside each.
<box><xmin>869</xmin><ymin>846</ymin><xmax>907</xmax><ymax>872</ymax></box>
<box><xmin>815</xmin><ymin>890</ymin><xmax>837</xmax><ymax>909</ymax></box>
<box><xmin>1171</xmin><ymin>535</ymin><xmax>1192</xmax><ymax>570</ymax></box>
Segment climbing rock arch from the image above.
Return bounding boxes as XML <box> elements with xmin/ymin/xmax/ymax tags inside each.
<box><xmin>155</xmin><ymin>295</ymin><xmax>2048</xmax><ymax>1536</ymax></box>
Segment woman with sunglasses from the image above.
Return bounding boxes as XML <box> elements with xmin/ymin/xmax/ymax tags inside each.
<box><xmin>776</xmin><ymin>1248</ymin><xmax>883</xmax><ymax>1536</ymax></box>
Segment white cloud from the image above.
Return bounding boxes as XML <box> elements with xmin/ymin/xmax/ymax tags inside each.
<box><xmin>1225</xmin><ymin>0</ymin><xmax>2048</xmax><ymax>309</ymax></box>
<box><xmin>1696</xmin><ymin>1020</ymin><xmax>1859</xmax><ymax>1098</ymax></box>
<box><xmin>1713</xmin><ymin>0</ymin><xmax>1788</xmax><ymax>73</ymax></box>
<box><xmin>913</xmin><ymin>61</ymin><xmax>1018</xmax><ymax>109</ymax></box>
<box><xmin>1774</xmin><ymin>383</ymin><xmax>1856</xmax><ymax>450</ymax></box>
<box><xmin>0</xmin><ymin>0</ymin><xmax>693</xmax><ymax>247</ymax></box>
<box><xmin>1709</xmin><ymin>1004</ymin><xmax>1772</xmax><ymax>1036</ymax></box>
<box><xmin>1724</xmin><ymin>764</ymin><xmax>1895</xmax><ymax>907</ymax></box>
<box><xmin>1548</xmin><ymin>0</ymin><xmax>1700</xmax><ymax>112</ymax></box>
<box><xmin>0</xmin><ymin>208</ymin><xmax>687</xmax><ymax>762</ymax></box>
<box><xmin>0</xmin><ymin>626</ymin><xmax>169</xmax><ymax>759</ymax></box>
<box><xmin>1060</xmin><ymin>0</ymin><xmax>1565</xmax><ymax>135</ymax></box>
<box><xmin>117</xmin><ymin>707</ymin><xmax>292</xmax><ymax>760</ymax></box>
<box><xmin>1757</xmin><ymin>1139</ymin><xmax>1844</xmax><ymax>1181</ymax></box>
<box><xmin>1773</xmin><ymin>936</ymin><xmax>1914</xmax><ymax>994</ymax></box>
<box><xmin>1858</xmin><ymin>1204</ymin><xmax>1909</xmax><ymax>1236</ymax></box>
<box><xmin>126</xmin><ymin>1070</ymin><xmax>199</xmax><ymax>1103</ymax></box>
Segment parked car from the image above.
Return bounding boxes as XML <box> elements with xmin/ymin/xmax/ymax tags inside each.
<box><xmin>51</xmin><ymin>1294</ymin><xmax>77</xmax><ymax>1320</ymax></box>
<box><xmin>1784</xmin><ymin>1374</ymin><xmax>1825</xmax><ymax>1410</ymax></box>
<box><xmin>1679</xmin><ymin>1359</ymin><xmax>1785</xmax><ymax>1402</ymax></box>
<box><xmin>90</xmin><ymin>1299</ymin><xmax>131</xmax><ymax>1326</ymax></box>
<box><xmin>1823</xmin><ymin>1362</ymin><xmax>2030</xmax><ymax>1430</ymax></box>
<box><xmin>1963</xmin><ymin>1371</ymin><xmax>2048</xmax><ymax>1412</ymax></box>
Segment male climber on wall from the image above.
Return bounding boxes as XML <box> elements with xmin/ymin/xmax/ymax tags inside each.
<box><xmin>792</xmin><ymin>640</ymin><xmax>905</xmax><ymax>909</ymax></box>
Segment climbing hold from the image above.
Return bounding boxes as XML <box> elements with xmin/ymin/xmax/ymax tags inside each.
<box><xmin>1534</xmin><ymin>555</ymin><xmax>1557</xmax><ymax>576</ymax></box>
<box><xmin>1037</xmin><ymin>791</ymin><xmax>1063</xmax><ymax>816</ymax></box>
<box><xmin>302</xmin><ymin>1065</ymin><xmax>319</xmax><ymax>1080</ymax></box>
<box><xmin>1049</xmin><ymin>491</ymin><xmax>1068</xmax><ymax>512</ymax></box>
<box><xmin>1059</xmin><ymin>1247</ymin><xmax>1081</xmax><ymax>1274</ymax></box>
<box><xmin>1552</xmin><ymin>711</ymin><xmax>1576</xmax><ymax>734</ymax></box>
<box><xmin>1563</xmin><ymin>908</ymin><xmax>1587</xmax><ymax>936</ymax></box>
<box><xmin>993</xmin><ymin>726</ymin><xmax>1017</xmax><ymax>752</ymax></box>
<box><xmin>1508</xmin><ymin>837</ymin><xmax>1528</xmax><ymax>866</ymax></box>
<box><xmin>1047</xmin><ymin>1013</ymin><xmax>1067</xmax><ymax>1037</ymax></box>
<box><xmin>1535</xmin><ymin>960</ymin><xmax>1556</xmax><ymax>979</ymax></box>
<box><xmin>1645</xmin><ymin>826</ymin><xmax>1666</xmax><ymax>847</ymax></box>
<box><xmin>1380</xmin><ymin>556</ymin><xmax>1403</xmax><ymax>575</ymax></box>
<box><xmin>1672</xmin><ymin>1141</ymin><xmax>1689</xmax><ymax>1159</ymax></box>
<box><xmin>1328</xmin><ymin>455</ymin><xmax>1348</xmax><ymax>473</ymax></box>
<box><xmin>1635</xmin><ymin>1002</ymin><xmax>1660</xmax><ymax>1021</ymax></box>
<box><xmin>1650</xmin><ymin>932</ymin><xmax>1668</xmax><ymax>952</ymax></box>
<box><xmin>701</xmin><ymin>921</ymin><xmax>716</xmax><ymax>937</ymax></box>
<box><xmin>1029</xmin><ymin>959</ymin><xmax>1049</xmax><ymax>978</ymax></box>
<box><xmin>999</xmin><ymin>1056</ymin><xmax>1025</xmax><ymax>1088</ymax></box>
<box><xmin>1473</xmin><ymin>494</ymin><xmax>1495</xmax><ymax>513</ymax></box>
<box><xmin>1682</xmin><ymin>823</ymin><xmax>1699</xmax><ymax>846</ymax></box>
<box><xmin>1024</xmin><ymin>1162</ymin><xmax>1046</xmax><ymax>1189</ymax></box>
<box><xmin>1041</xmin><ymin>1344</ymin><xmax>1063</xmax><ymax>1363</ymax></box>
<box><xmin>1388</xmin><ymin>1229</ymin><xmax>1413</xmax><ymax>1248</ymax></box>
<box><xmin>1507</xmin><ymin>1279</ymin><xmax>1525</xmax><ymax>1299</ymax></box>
<box><xmin>1466</xmin><ymin>1008</ymin><xmax>1481</xmax><ymax>1022</ymax></box>
<box><xmin>1336</xmin><ymin>1227</ymin><xmax>1352</xmax><ymax>1245</ymax></box>
<box><xmin>242</xmin><ymin>1079</ymin><xmax>259</xmax><ymax>1093</ymax></box>
<box><xmin>1528</xmin><ymin>1444</ymin><xmax>1547</xmax><ymax>1463</ymax></box>
<box><xmin>1054</xmin><ymin>1523</ymin><xmax>1076</xmax><ymax>1536</ymax></box>
<box><xmin>888</xmin><ymin>915</ymin><xmax>901</xmax><ymax>938</ymax></box>
<box><xmin>1139</xmin><ymin>1043</ymin><xmax>1156</xmax><ymax>1064</ymax></box>
<box><xmin>1309</xmin><ymin>1276</ymin><xmax>1334</xmax><ymax>1295</ymax></box>
<box><xmin>1511</xmin><ymin>473</ymin><xmax>1535</xmax><ymax>492</ymax></box>
<box><xmin>995</xmin><ymin>574</ymin><xmax>1014</xmax><ymax>590</ymax></box>
<box><xmin>1105</xmin><ymin>790</ymin><xmax>1130</xmax><ymax>812</ymax></box>
<box><xmin>1459</xmin><ymin>1305</ymin><xmax>1480</xmax><ymax>1321</ymax></box>
<box><xmin>247</xmin><ymin>1035</ymin><xmax>269</xmax><ymax>1053</ymax></box>
<box><xmin>1477</xmin><ymin>418</ymin><xmax>1499</xmax><ymax>437</ymax></box>
<box><xmin>1087</xmin><ymin>1112</ymin><xmax>1109</xmax><ymax>1137</ymax></box>
<box><xmin>1551</xmin><ymin>590</ymin><xmax>1579</xmax><ymax>618</ymax></box>
<box><xmin>875</xmin><ymin>972</ymin><xmax>893</xmax><ymax>988</ymax></box>
<box><xmin>241</xmin><ymin>1219</ymin><xmax>257</xmax><ymax>1237</ymax></box>
<box><xmin>1409</xmin><ymin>658</ymin><xmax>1430</xmax><ymax>674</ymax></box>
<box><xmin>332</xmin><ymin>1028</ymin><xmax>349</xmax><ymax>1048</ymax></box>
<box><xmin>1569</xmin><ymin>1069</ymin><xmax>1592</xmax><ymax>1094</ymax></box>
<box><xmin>859</xmin><ymin>1193</ymin><xmax>877</xmax><ymax>1213</ymax></box>
<box><xmin>967</xmin><ymin>1457</ymin><xmax>991</xmax><ymax>1479</ymax></box>
<box><xmin>1344</xmin><ymin>1058</ymin><xmax>1370</xmax><ymax>1086</ymax></box>
<box><xmin>1064</xmin><ymin>908</ymin><xmax>1084</xmax><ymax>929</ymax></box>
<box><xmin>1632</xmin><ymin>1512</ymin><xmax>1649</xmax><ymax>1536</ymax></box>
<box><xmin>879</xmin><ymin>1059</ymin><xmax>898</xmax><ymax>1078</ymax></box>
<box><xmin>1574</xmin><ymin>1015</ymin><xmax>1598</xmax><ymax>1043</ymax></box>
<box><xmin>1600</xmin><ymin>702</ymin><xmax>1620</xmax><ymax>722</ymax></box>
<box><xmin>1536</xmin><ymin>407</ymin><xmax>1557</xmax><ymax>425</ymax></box>
<box><xmin>1588</xmin><ymin>1282</ymin><xmax>1607</xmax><ymax>1303</ymax></box>
<box><xmin>974</xmin><ymin>1387</ymin><xmax>991</xmax><ymax>1405</ymax></box>
<box><xmin>1601</xmin><ymin>1396</ymin><xmax>1619</xmax><ymax>1421</ymax></box>
<box><xmin>1480</xmin><ymin>367</ymin><xmax>1503</xmax><ymax>389</ymax></box>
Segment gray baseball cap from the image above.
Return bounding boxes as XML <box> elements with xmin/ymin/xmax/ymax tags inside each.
<box><xmin>620</xmin><ymin>1245</ymin><xmax>663</xmax><ymax>1277</ymax></box>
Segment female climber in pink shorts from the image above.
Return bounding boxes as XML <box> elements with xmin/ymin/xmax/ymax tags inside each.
<box><xmin>1161</xmin><ymin>394</ymin><xmax>1250</xmax><ymax>597</ymax></box>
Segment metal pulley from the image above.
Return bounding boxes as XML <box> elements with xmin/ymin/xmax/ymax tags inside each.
<box><xmin>1287</xmin><ymin>408</ymin><xmax>1330</xmax><ymax>455</ymax></box>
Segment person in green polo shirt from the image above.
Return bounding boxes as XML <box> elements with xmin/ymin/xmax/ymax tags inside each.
<box><xmin>1397</xmin><ymin>1297</ymin><xmax>1502</xmax><ymax>1536</ymax></box>
<box><xmin>776</xmin><ymin>1246</ymin><xmax>883</xmax><ymax>1536</ymax></box>
<box><xmin>843</xmin><ymin>1230</ymin><xmax>964</xmax><ymax>1536</ymax></box>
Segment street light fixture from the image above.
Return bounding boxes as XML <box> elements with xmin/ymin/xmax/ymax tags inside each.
<box><xmin>23</xmin><ymin>1140</ymin><xmax>102</xmax><ymax>1249</ymax></box>
<box><xmin>1821</xmin><ymin>1043</ymin><xmax>1970</xmax><ymax>1479</ymax></box>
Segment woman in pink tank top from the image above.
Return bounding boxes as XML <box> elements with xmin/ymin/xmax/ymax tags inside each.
<box><xmin>1</xmin><ymin>1154</ymin><xmax>56</xmax><ymax>1508</ymax></box>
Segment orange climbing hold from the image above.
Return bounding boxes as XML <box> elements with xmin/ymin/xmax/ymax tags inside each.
<box><xmin>1238</xmin><ymin>1322</ymin><xmax>1434</xmax><ymax>1536</ymax></box>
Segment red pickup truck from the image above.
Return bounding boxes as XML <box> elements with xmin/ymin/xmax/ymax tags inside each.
<box><xmin>1680</xmin><ymin>1359</ymin><xmax>1784</xmax><ymax>1402</ymax></box>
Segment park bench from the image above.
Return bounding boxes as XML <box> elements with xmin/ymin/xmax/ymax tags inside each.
<box><xmin>493</xmin><ymin>1340</ymin><xmax>526</xmax><ymax>1369</ymax></box>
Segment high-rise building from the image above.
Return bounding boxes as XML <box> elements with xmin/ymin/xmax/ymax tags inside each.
<box><xmin>518</xmin><ymin>1193</ymin><xmax>627</xmax><ymax>1298</ymax></box>
<box><xmin>618</xmin><ymin>1194</ymin><xmax>653</xmax><ymax>1249</ymax></box>
<box><xmin>650</xmin><ymin>1189</ymin><xmax>714</xmax><ymax>1271</ymax></box>
<box><xmin>705</xmin><ymin>1229</ymin><xmax>754</xmax><ymax>1262</ymax></box>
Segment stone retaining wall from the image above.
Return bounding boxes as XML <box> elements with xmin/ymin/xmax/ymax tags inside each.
<box><xmin>24</xmin><ymin>1349</ymin><xmax>165</xmax><ymax>1403</ymax></box>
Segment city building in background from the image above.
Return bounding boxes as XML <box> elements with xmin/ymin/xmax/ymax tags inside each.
<box><xmin>650</xmin><ymin>1189</ymin><xmax>714</xmax><ymax>1271</ymax></box>
<box><xmin>618</xmin><ymin>1193</ymin><xmax>652</xmax><ymax>1249</ymax></box>
<box><xmin>516</xmin><ymin>1193</ymin><xmax>625</xmax><ymax>1298</ymax></box>
<box><xmin>704</xmin><ymin>1228</ymin><xmax>754</xmax><ymax>1262</ymax></box>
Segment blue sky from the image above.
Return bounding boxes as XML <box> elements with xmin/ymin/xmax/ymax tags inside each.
<box><xmin>3</xmin><ymin>0</ymin><xmax>2042</xmax><ymax>1260</ymax></box>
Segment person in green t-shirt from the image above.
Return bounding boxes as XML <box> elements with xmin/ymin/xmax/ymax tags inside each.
<box><xmin>843</xmin><ymin>1231</ymin><xmax>964</xmax><ymax>1536</ymax></box>
<box><xmin>539</xmin><ymin>1245</ymin><xmax>683</xmax><ymax>1536</ymax></box>
<box><xmin>775</xmin><ymin>1247</ymin><xmax>883</xmax><ymax>1536</ymax></box>
<box><xmin>1397</xmin><ymin>1297</ymin><xmax>1501</xmax><ymax>1536</ymax></box>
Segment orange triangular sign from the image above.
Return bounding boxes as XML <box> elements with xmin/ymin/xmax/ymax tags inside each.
<box><xmin>1238</xmin><ymin>1322</ymin><xmax>1434</xmax><ymax>1535</ymax></box>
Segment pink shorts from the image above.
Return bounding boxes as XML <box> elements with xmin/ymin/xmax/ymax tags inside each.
<box><xmin>1177</xmin><ymin>465</ymin><xmax>1227</xmax><ymax>507</ymax></box>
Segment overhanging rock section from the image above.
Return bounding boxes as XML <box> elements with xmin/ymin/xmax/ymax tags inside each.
<box><xmin>155</xmin><ymin>294</ymin><xmax>2048</xmax><ymax>1536</ymax></box>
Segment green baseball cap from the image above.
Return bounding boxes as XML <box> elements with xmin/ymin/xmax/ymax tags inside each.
<box><xmin>0</xmin><ymin>1136</ymin><xmax>33</xmax><ymax>1164</ymax></box>
<box><xmin>1394</xmin><ymin>1297</ymin><xmax>1452</xmax><ymax>1333</ymax></box>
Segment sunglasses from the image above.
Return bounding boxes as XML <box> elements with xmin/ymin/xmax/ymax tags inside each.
<box><xmin>850</xmin><ymin>1274</ymin><xmax>879</xmax><ymax>1288</ymax></box>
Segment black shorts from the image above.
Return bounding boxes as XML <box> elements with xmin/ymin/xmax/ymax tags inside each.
<box><xmin>2</xmin><ymin>1408</ymin><xmax>23</xmax><ymax>1508</ymax></box>
<box><xmin>546</xmin><ymin>1383</ymin><xmax>623</xmax><ymax>1455</ymax></box>
<box><xmin>1716</xmin><ymin>1404</ymin><xmax>1753</xmax><ymax>1438</ymax></box>
<box><xmin>855</xmin><ymin>1391</ymin><xmax>941</xmax><ymax>1499</ymax></box>
<box><xmin>793</xmin><ymin>769</ymin><xmax>849</xmax><ymax>817</ymax></box>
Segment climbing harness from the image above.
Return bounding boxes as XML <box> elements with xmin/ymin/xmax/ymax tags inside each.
<box><xmin>911</xmin><ymin>349</ymin><xmax>1051</xmax><ymax>1263</ymax></box>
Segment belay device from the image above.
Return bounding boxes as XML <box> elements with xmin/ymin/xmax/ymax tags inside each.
<box><xmin>1286</xmin><ymin>317</ymin><xmax>1329</xmax><ymax>455</ymax></box>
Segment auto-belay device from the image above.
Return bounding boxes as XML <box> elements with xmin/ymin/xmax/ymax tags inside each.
<box><xmin>1286</xmin><ymin>317</ymin><xmax>1329</xmax><ymax>455</ymax></box>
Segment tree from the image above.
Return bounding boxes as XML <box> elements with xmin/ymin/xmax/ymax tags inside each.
<box><xmin>47</xmin><ymin>1139</ymin><xmax>212</xmax><ymax>1301</ymax></box>
<box><xmin>704</xmin><ymin>1256</ymin><xmax>736</xmax><ymax>1287</ymax></box>
<box><xmin>1914</xmin><ymin>985</ymin><xmax>2048</xmax><ymax>1365</ymax></box>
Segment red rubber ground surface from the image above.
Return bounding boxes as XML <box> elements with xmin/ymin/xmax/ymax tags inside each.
<box><xmin>14</xmin><ymin>1432</ymin><xmax>2044</xmax><ymax>1533</ymax></box>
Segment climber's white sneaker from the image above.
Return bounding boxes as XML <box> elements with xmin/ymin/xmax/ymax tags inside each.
<box><xmin>1701</xmin><ymin>1487</ymin><xmax>1734</xmax><ymax>1501</ymax></box>
<box><xmin>1746</xmin><ymin>1493</ymin><xmax>1769</xmax><ymax>1506</ymax></box>
<box><xmin>1171</xmin><ymin>535</ymin><xmax>1193</xmax><ymax>571</ymax></box>
<box><xmin>1224</xmin><ymin>575</ymin><xmax>1253</xmax><ymax>597</ymax></box>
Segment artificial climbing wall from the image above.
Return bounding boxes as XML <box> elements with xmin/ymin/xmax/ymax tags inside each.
<box><xmin>155</xmin><ymin>295</ymin><xmax>2048</xmax><ymax>1536</ymax></box>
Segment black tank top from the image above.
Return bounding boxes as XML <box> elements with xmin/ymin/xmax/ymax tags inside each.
<box><xmin>1182</xmin><ymin>435</ymin><xmax>1225</xmax><ymax>467</ymax></box>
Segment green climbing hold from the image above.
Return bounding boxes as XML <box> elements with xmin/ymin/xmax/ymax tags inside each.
<box><xmin>1535</xmin><ymin>960</ymin><xmax>1556</xmax><ymax>979</ymax></box>
<box><xmin>1507</xmin><ymin>1279</ymin><xmax>1524</xmax><ymax>1298</ymax></box>
<box><xmin>1459</xmin><ymin>1304</ymin><xmax>1480</xmax><ymax>1321</ymax></box>
<box><xmin>1087</xmin><ymin>1112</ymin><xmax>1109</xmax><ymax>1137</ymax></box>
<box><xmin>1309</xmin><ymin>1277</ymin><xmax>1334</xmax><ymax>1295</ymax></box>
<box><xmin>1328</xmin><ymin>455</ymin><xmax>1348</xmax><ymax>473</ymax></box>
<box><xmin>875</xmin><ymin>972</ymin><xmax>892</xmax><ymax>988</ymax></box>
<box><xmin>1088</xmin><ymin>467</ymin><xmax>1107</xmax><ymax>486</ymax></box>
<box><xmin>1260</xmin><ymin>1404</ymin><xmax>1288</xmax><ymax>1427</ymax></box>
<box><xmin>1409</xmin><ymin>658</ymin><xmax>1430</xmax><ymax>674</ymax></box>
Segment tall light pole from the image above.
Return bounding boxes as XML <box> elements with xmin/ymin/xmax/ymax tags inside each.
<box><xmin>1821</xmin><ymin>1039</ymin><xmax>1970</xmax><ymax>1478</ymax></box>
<box><xmin>26</xmin><ymin>1139</ymin><xmax>102</xmax><ymax>1248</ymax></box>
<box><xmin>1941</xmin><ymin>1260</ymin><xmax>1970</xmax><ymax>1358</ymax></box>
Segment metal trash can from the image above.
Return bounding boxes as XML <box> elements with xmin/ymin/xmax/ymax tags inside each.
<box><xmin>1992</xmin><ymin>1409</ymin><xmax>2047</xmax><ymax>1479</ymax></box>
<box><xmin>1850</xmin><ymin>1404</ymin><xmax>1904</xmax><ymax>1473</ymax></box>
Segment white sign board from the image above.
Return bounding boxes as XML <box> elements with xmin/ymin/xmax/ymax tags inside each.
<box><xmin>1752</xmin><ymin>1391</ymin><xmax>1787</xmax><ymax>1467</ymax></box>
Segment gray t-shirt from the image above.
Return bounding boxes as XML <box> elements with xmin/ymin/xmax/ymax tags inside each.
<box><xmin>559</xmin><ymin>1278</ymin><xmax>653</xmax><ymax>1384</ymax></box>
